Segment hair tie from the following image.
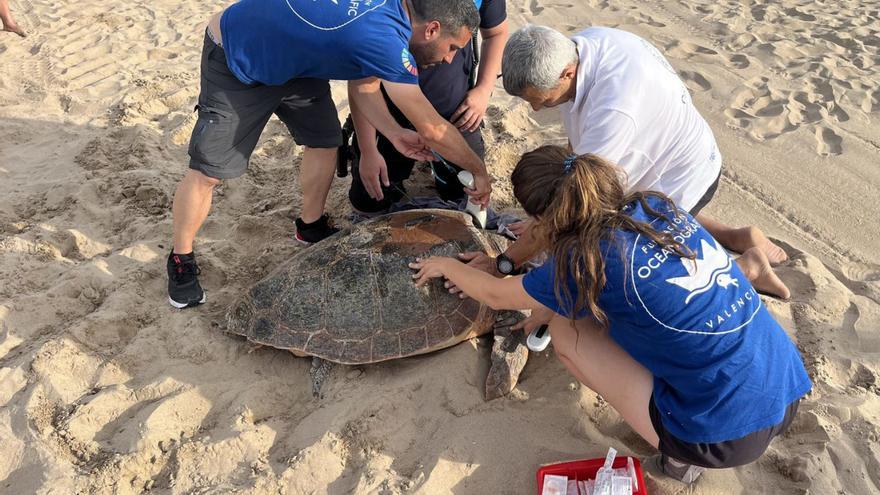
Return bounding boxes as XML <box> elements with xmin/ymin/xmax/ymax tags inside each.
<box><xmin>563</xmin><ymin>155</ymin><xmax>578</xmax><ymax>174</ymax></box>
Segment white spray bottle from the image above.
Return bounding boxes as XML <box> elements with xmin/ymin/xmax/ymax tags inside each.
<box><xmin>456</xmin><ymin>170</ymin><xmax>488</xmax><ymax>229</ymax></box>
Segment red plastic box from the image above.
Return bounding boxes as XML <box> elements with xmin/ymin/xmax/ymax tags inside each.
<box><xmin>536</xmin><ymin>456</ymin><xmax>648</xmax><ymax>495</ymax></box>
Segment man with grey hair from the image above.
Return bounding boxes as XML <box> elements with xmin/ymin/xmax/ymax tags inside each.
<box><xmin>461</xmin><ymin>24</ymin><xmax>789</xmax><ymax>298</ymax></box>
<box><xmin>500</xmin><ymin>25</ymin><xmax>577</xmax><ymax>103</ymax></box>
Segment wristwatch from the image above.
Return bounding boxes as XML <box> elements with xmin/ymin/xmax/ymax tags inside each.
<box><xmin>496</xmin><ymin>253</ymin><xmax>521</xmax><ymax>276</ymax></box>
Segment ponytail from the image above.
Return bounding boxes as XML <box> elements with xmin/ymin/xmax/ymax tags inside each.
<box><xmin>512</xmin><ymin>145</ymin><xmax>694</xmax><ymax>324</ymax></box>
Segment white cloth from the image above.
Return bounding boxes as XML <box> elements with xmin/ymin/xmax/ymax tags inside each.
<box><xmin>561</xmin><ymin>27</ymin><xmax>722</xmax><ymax>212</ymax></box>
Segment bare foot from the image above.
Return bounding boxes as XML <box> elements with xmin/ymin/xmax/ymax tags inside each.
<box><xmin>3</xmin><ymin>23</ymin><xmax>26</xmax><ymax>37</ymax></box>
<box><xmin>737</xmin><ymin>248</ymin><xmax>791</xmax><ymax>300</ymax></box>
<box><xmin>731</xmin><ymin>226</ymin><xmax>789</xmax><ymax>265</ymax></box>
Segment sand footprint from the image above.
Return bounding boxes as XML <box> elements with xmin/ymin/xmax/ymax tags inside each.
<box><xmin>841</xmin><ymin>262</ymin><xmax>880</xmax><ymax>284</ymax></box>
<box><xmin>63</xmin><ymin>379</ymin><xmax>210</xmax><ymax>454</ymax></box>
<box><xmin>727</xmin><ymin>78</ymin><xmax>799</xmax><ymax>140</ymax></box>
<box><xmin>806</xmin><ymin>78</ymin><xmax>850</xmax><ymax>123</ymax></box>
<box><xmin>854</xmin><ymin>54</ymin><xmax>876</xmax><ymax>70</ymax></box>
<box><xmin>528</xmin><ymin>0</ymin><xmax>543</xmax><ymax>16</ymax></box>
<box><xmin>728</xmin><ymin>54</ymin><xmax>751</xmax><ymax>69</ymax></box>
<box><xmin>663</xmin><ymin>39</ymin><xmax>719</xmax><ymax>62</ymax></box>
<box><xmin>814</xmin><ymin>126</ymin><xmax>843</xmax><ymax>156</ymax></box>
<box><xmin>678</xmin><ymin>70</ymin><xmax>712</xmax><ymax>91</ymax></box>
<box><xmin>787</xmin><ymin>91</ymin><xmax>825</xmax><ymax>126</ymax></box>
<box><xmin>783</xmin><ymin>6</ymin><xmax>818</xmax><ymax>22</ymax></box>
<box><xmin>848</xmin><ymin>363</ymin><xmax>879</xmax><ymax>393</ymax></box>
<box><xmin>689</xmin><ymin>4</ymin><xmax>715</xmax><ymax>16</ymax></box>
<box><xmin>727</xmin><ymin>33</ymin><xmax>757</xmax><ymax>52</ymax></box>
<box><xmin>634</xmin><ymin>13</ymin><xmax>666</xmax><ymax>28</ymax></box>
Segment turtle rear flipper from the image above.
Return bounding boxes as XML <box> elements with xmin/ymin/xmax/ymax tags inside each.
<box><xmin>310</xmin><ymin>357</ymin><xmax>334</xmax><ymax>398</ymax></box>
<box><xmin>485</xmin><ymin>311</ymin><xmax>529</xmax><ymax>400</ymax></box>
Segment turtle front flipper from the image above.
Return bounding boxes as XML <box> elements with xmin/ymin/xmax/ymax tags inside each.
<box><xmin>485</xmin><ymin>311</ymin><xmax>529</xmax><ymax>400</ymax></box>
<box><xmin>310</xmin><ymin>357</ymin><xmax>334</xmax><ymax>398</ymax></box>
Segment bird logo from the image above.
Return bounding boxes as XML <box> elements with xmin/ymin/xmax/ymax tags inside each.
<box><xmin>666</xmin><ymin>238</ymin><xmax>736</xmax><ymax>304</ymax></box>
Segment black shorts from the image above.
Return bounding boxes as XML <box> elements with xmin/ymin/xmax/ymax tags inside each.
<box><xmin>188</xmin><ymin>32</ymin><xmax>342</xmax><ymax>179</ymax></box>
<box><xmin>347</xmin><ymin>86</ymin><xmax>485</xmax><ymax>213</ymax></box>
<box><xmin>649</xmin><ymin>396</ymin><xmax>800</xmax><ymax>469</ymax></box>
<box><xmin>688</xmin><ymin>171</ymin><xmax>722</xmax><ymax>217</ymax></box>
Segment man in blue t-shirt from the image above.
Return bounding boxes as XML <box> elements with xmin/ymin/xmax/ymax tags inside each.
<box><xmin>167</xmin><ymin>0</ymin><xmax>493</xmax><ymax>309</ymax></box>
<box><xmin>346</xmin><ymin>0</ymin><xmax>508</xmax><ymax>214</ymax></box>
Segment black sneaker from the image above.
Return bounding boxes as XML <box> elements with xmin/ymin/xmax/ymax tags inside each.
<box><xmin>167</xmin><ymin>251</ymin><xmax>206</xmax><ymax>309</ymax></box>
<box><xmin>295</xmin><ymin>214</ymin><xmax>340</xmax><ymax>245</ymax></box>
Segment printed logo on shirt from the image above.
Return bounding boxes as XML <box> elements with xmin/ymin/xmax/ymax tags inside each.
<box><xmin>402</xmin><ymin>48</ymin><xmax>418</xmax><ymax>76</ymax></box>
<box><xmin>665</xmin><ymin>238</ymin><xmax>737</xmax><ymax>304</ymax></box>
<box><xmin>630</xmin><ymin>214</ymin><xmax>761</xmax><ymax>334</ymax></box>
<box><xmin>708</xmin><ymin>146</ymin><xmax>722</xmax><ymax>167</ymax></box>
<box><xmin>285</xmin><ymin>0</ymin><xmax>387</xmax><ymax>31</ymax></box>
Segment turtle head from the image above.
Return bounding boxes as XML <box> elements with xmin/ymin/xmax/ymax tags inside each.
<box><xmin>226</xmin><ymin>299</ymin><xmax>255</xmax><ymax>336</ymax></box>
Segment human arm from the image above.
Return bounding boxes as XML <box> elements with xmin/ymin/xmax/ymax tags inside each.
<box><xmin>347</xmin><ymin>79</ymin><xmax>434</xmax><ymax>163</ymax></box>
<box><xmin>410</xmin><ymin>257</ymin><xmax>543</xmax><ymax>311</ymax></box>
<box><xmin>348</xmin><ymin>93</ymin><xmax>389</xmax><ymax>201</ymax></box>
<box><xmin>455</xmin><ymin>220</ymin><xmax>543</xmax><ymax>282</ymax></box>
<box><xmin>450</xmin><ymin>20</ymin><xmax>509</xmax><ymax>132</ymax></box>
<box><xmin>378</xmin><ymin>80</ymin><xmax>492</xmax><ymax>207</ymax></box>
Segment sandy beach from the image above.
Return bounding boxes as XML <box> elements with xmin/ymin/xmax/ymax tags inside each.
<box><xmin>2</xmin><ymin>0</ymin><xmax>879</xmax><ymax>493</ymax></box>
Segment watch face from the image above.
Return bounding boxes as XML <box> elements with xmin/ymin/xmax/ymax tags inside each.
<box><xmin>498</xmin><ymin>258</ymin><xmax>514</xmax><ymax>274</ymax></box>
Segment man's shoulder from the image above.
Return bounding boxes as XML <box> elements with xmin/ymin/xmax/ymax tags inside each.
<box><xmin>572</xmin><ymin>26</ymin><xmax>639</xmax><ymax>42</ymax></box>
<box><xmin>478</xmin><ymin>0</ymin><xmax>507</xmax><ymax>28</ymax></box>
<box><xmin>572</xmin><ymin>26</ymin><xmax>649</xmax><ymax>60</ymax></box>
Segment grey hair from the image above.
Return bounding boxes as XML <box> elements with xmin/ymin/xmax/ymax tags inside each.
<box><xmin>409</xmin><ymin>0</ymin><xmax>479</xmax><ymax>36</ymax></box>
<box><xmin>502</xmin><ymin>25</ymin><xmax>578</xmax><ymax>95</ymax></box>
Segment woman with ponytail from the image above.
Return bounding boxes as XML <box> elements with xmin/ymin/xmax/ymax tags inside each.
<box><xmin>410</xmin><ymin>145</ymin><xmax>811</xmax><ymax>484</ymax></box>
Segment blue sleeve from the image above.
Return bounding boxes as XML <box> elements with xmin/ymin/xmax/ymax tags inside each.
<box><xmin>522</xmin><ymin>259</ymin><xmax>568</xmax><ymax>316</ymax></box>
<box><xmin>366</xmin><ymin>36</ymin><xmax>420</xmax><ymax>84</ymax></box>
<box><xmin>523</xmin><ymin>256</ymin><xmax>597</xmax><ymax>319</ymax></box>
<box><xmin>479</xmin><ymin>0</ymin><xmax>507</xmax><ymax>29</ymax></box>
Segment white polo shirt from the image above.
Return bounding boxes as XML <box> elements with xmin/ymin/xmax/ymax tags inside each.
<box><xmin>561</xmin><ymin>27</ymin><xmax>722</xmax><ymax>212</ymax></box>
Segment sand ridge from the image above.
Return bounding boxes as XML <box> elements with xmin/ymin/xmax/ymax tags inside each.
<box><xmin>2</xmin><ymin>0</ymin><xmax>880</xmax><ymax>493</ymax></box>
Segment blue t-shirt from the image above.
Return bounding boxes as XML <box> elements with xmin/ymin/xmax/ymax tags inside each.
<box><xmin>221</xmin><ymin>0</ymin><xmax>419</xmax><ymax>86</ymax></box>
<box><xmin>522</xmin><ymin>196</ymin><xmax>812</xmax><ymax>444</ymax></box>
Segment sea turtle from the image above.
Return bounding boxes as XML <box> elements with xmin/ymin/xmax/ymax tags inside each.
<box><xmin>226</xmin><ymin>209</ymin><xmax>529</xmax><ymax>399</ymax></box>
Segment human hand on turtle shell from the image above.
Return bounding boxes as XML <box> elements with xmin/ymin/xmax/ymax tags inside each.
<box><xmin>409</xmin><ymin>256</ymin><xmax>457</xmax><ymax>288</ymax></box>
